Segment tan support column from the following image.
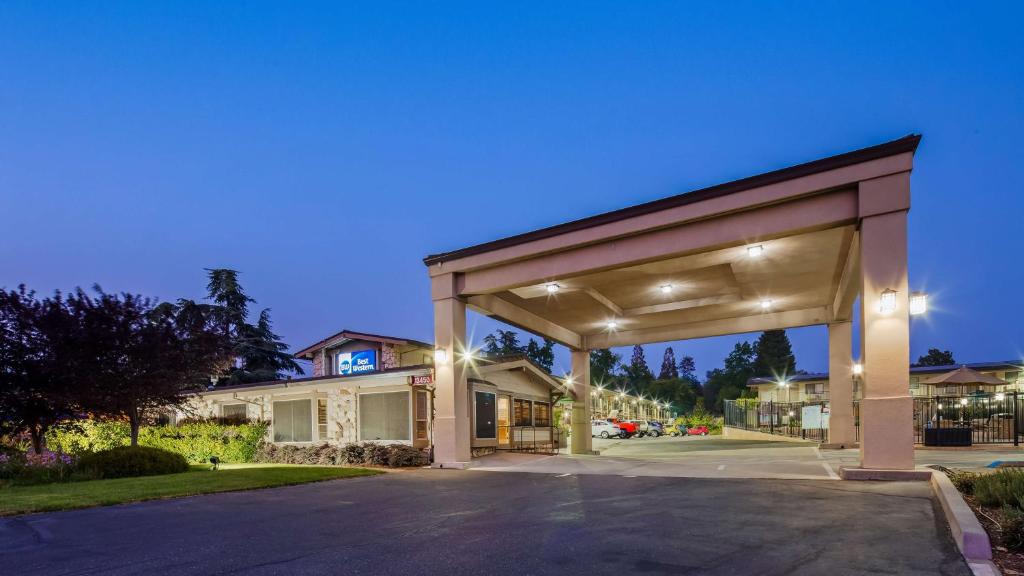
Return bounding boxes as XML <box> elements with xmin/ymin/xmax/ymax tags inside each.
<box><xmin>827</xmin><ymin>321</ymin><xmax>857</xmax><ymax>448</ymax></box>
<box><xmin>858</xmin><ymin>208</ymin><xmax>914</xmax><ymax>470</ymax></box>
<box><xmin>570</xmin><ymin>349</ymin><xmax>596</xmax><ymax>455</ymax></box>
<box><xmin>432</xmin><ymin>275</ymin><xmax>471</xmax><ymax>468</ymax></box>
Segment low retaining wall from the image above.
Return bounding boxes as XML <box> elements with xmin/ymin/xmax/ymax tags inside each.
<box><xmin>722</xmin><ymin>426</ymin><xmax>815</xmax><ymax>444</ymax></box>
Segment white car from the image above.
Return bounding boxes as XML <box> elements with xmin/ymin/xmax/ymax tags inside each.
<box><xmin>592</xmin><ymin>420</ymin><xmax>621</xmax><ymax>439</ymax></box>
<box><xmin>628</xmin><ymin>420</ymin><xmax>650</xmax><ymax>437</ymax></box>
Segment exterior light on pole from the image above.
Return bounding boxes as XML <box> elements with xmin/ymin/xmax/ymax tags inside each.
<box><xmin>747</xmin><ymin>245</ymin><xmax>764</xmax><ymax>258</ymax></box>
<box><xmin>909</xmin><ymin>292</ymin><xmax>928</xmax><ymax>316</ymax></box>
<box><xmin>434</xmin><ymin>349</ymin><xmax>448</xmax><ymax>365</ymax></box>
<box><xmin>546</xmin><ymin>282</ymin><xmax>561</xmax><ymax>294</ymax></box>
<box><xmin>760</xmin><ymin>299</ymin><xmax>773</xmax><ymax>310</ymax></box>
<box><xmin>878</xmin><ymin>289</ymin><xmax>898</xmax><ymax>314</ymax></box>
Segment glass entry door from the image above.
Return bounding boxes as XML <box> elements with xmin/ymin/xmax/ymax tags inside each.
<box><xmin>497</xmin><ymin>395</ymin><xmax>511</xmax><ymax>446</ymax></box>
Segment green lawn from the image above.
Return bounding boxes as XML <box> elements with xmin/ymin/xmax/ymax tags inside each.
<box><xmin>0</xmin><ymin>464</ymin><xmax>382</xmax><ymax>516</ymax></box>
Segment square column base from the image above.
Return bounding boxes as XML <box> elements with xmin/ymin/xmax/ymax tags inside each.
<box><xmin>839</xmin><ymin>467</ymin><xmax>931</xmax><ymax>481</ymax></box>
<box><xmin>860</xmin><ymin>396</ymin><xmax>915</xmax><ymax>470</ymax></box>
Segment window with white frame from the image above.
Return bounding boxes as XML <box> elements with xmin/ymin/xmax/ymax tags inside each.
<box><xmin>273</xmin><ymin>399</ymin><xmax>313</xmax><ymax>442</ymax></box>
<box><xmin>222</xmin><ymin>403</ymin><xmax>247</xmax><ymax>420</ymax></box>
<box><xmin>804</xmin><ymin>383</ymin><xmax>824</xmax><ymax>395</ymax></box>
<box><xmin>359</xmin><ymin>392</ymin><xmax>410</xmax><ymax>441</ymax></box>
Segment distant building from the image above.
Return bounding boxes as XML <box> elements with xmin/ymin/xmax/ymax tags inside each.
<box><xmin>747</xmin><ymin>361</ymin><xmax>1023</xmax><ymax>402</ymax></box>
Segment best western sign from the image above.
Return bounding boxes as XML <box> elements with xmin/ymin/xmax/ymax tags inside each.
<box><xmin>336</xmin><ymin>350</ymin><xmax>377</xmax><ymax>375</ymax></box>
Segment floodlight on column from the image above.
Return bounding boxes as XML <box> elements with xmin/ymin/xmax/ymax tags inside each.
<box><xmin>909</xmin><ymin>292</ymin><xmax>928</xmax><ymax>315</ymax></box>
<box><xmin>852</xmin><ymin>363</ymin><xmax>863</xmax><ymax>376</ymax></box>
<box><xmin>434</xmin><ymin>349</ymin><xmax>448</xmax><ymax>364</ymax></box>
<box><xmin>878</xmin><ymin>289</ymin><xmax>898</xmax><ymax>314</ymax></box>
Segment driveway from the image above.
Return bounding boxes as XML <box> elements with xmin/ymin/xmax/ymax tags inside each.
<box><xmin>1</xmin><ymin>470</ymin><xmax>968</xmax><ymax>575</ymax></box>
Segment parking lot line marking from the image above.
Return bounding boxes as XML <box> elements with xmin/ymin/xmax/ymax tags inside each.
<box><xmin>622</xmin><ymin>475</ymin><xmax>637</xmax><ymax>478</ymax></box>
<box><xmin>821</xmin><ymin>461</ymin><xmax>840</xmax><ymax>480</ymax></box>
<box><xmin>717</xmin><ymin>465</ymin><xmax>726</xmax><ymax>471</ymax></box>
<box><xmin>813</xmin><ymin>447</ymin><xmax>824</xmax><ymax>460</ymax></box>
<box><xmin>556</xmin><ymin>473</ymin><xmax>573</xmax><ymax>477</ymax></box>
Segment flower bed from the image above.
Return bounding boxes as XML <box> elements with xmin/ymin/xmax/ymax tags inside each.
<box><xmin>947</xmin><ymin>468</ymin><xmax>1024</xmax><ymax>573</ymax></box>
<box><xmin>0</xmin><ymin>450</ymin><xmax>77</xmax><ymax>485</ymax></box>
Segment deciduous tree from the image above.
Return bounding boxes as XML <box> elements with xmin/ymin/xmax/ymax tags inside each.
<box><xmin>914</xmin><ymin>348</ymin><xmax>956</xmax><ymax>367</ymax></box>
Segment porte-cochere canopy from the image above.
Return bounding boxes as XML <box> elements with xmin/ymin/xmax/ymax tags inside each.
<box><xmin>426</xmin><ymin>135</ymin><xmax>921</xmax><ymax>475</ymax></box>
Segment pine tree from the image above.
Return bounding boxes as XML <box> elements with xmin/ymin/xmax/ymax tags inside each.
<box><xmin>204</xmin><ymin>269</ymin><xmax>302</xmax><ymax>385</ymax></box>
<box><xmin>659</xmin><ymin>347</ymin><xmax>679</xmax><ymax>379</ymax></box>
<box><xmin>622</xmin><ymin>344</ymin><xmax>654</xmax><ymax>391</ymax></box>
<box><xmin>752</xmin><ymin>329</ymin><xmax>796</xmax><ymax>380</ymax></box>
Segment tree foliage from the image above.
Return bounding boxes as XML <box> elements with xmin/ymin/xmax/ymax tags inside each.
<box><xmin>752</xmin><ymin>330</ymin><xmax>796</xmax><ymax>380</ymax></box>
<box><xmin>204</xmin><ymin>269</ymin><xmax>303</xmax><ymax>384</ymax></box>
<box><xmin>481</xmin><ymin>329</ymin><xmax>556</xmax><ymax>372</ymax></box>
<box><xmin>590</xmin><ymin>349</ymin><xmax>621</xmax><ymax>386</ymax></box>
<box><xmin>658</xmin><ymin>347</ymin><xmax>679</xmax><ymax>380</ymax></box>
<box><xmin>703</xmin><ymin>341</ymin><xmax>757</xmax><ymax>412</ymax></box>
<box><xmin>0</xmin><ymin>287</ymin><xmax>79</xmax><ymax>453</ymax></box>
<box><xmin>914</xmin><ymin>348</ymin><xmax>956</xmax><ymax>367</ymax></box>
<box><xmin>622</xmin><ymin>344</ymin><xmax>654</xmax><ymax>385</ymax></box>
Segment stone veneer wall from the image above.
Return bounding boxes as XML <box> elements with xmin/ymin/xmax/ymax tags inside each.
<box><xmin>381</xmin><ymin>344</ymin><xmax>397</xmax><ymax>369</ymax></box>
<box><xmin>312</xmin><ymin>354</ymin><xmax>324</xmax><ymax>377</ymax></box>
<box><xmin>328</xmin><ymin>389</ymin><xmax>358</xmax><ymax>444</ymax></box>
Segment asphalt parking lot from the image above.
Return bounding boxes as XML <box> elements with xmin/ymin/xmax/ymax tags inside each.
<box><xmin>1</xmin><ymin>469</ymin><xmax>968</xmax><ymax>575</ymax></box>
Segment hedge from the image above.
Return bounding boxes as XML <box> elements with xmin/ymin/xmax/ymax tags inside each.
<box><xmin>256</xmin><ymin>442</ymin><xmax>429</xmax><ymax>468</ymax></box>
<box><xmin>47</xmin><ymin>420</ymin><xmax>269</xmax><ymax>464</ymax></box>
<box><xmin>77</xmin><ymin>446</ymin><xmax>190</xmax><ymax>479</ymax></box>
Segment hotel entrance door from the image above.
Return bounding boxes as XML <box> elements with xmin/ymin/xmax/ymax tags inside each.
<box><xmin>497</xmin><ymin>395</ymin><xmax>511</xmax><ymax>446</ymax></box>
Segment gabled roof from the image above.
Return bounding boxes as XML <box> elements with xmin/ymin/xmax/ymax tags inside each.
<box><xmin>294</xmin><ymin>329</ymin><xmax>433</xmax><ymax>359</ymax></box>
<box><xmin>424</xmin><ymin>135</ymin><xmax>922</xmax><ymax>266</ymax></box>
<box><xmin>470</xmin><ymin>354</ymin><xmax>570</xmax><ymax>396</ymax></box>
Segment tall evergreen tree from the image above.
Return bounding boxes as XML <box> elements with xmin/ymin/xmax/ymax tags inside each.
<box><xmin>204</xmin><ymin>269</ymin><xmax>302</xmax><ymax>385</ymax></box>
<box><xmin>752</xmin><ymin>329</ymin><xmax>796</xmax><ymax>380</ymax></box>
<box><xmin>622</xmin><ymin>344</ymin><xmax>654</xmax><ymax>391</ymax></box>
<box><xmin>658</xmin><ymin>347</ymin><xmax>679</xmax><ymax>380</ymax></box>
<box><xmin>482</xmin><ymin>329</ymin><xmax>521</xmax><ymax>356</ymax></box>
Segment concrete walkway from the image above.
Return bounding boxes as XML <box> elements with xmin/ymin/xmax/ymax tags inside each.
<box><xmin>1</xmin><ymin>469</ymin><xmax>969</xmax><ymax>575</ymax></box>
<box><xmin>472</xmin><ymin>435</ymin><xmax>1024</xmax><ymax>480</ymax></box>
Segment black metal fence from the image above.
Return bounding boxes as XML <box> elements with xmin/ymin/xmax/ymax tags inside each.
<box><xmin>913</xmin><ymin>393</ymin><xmax>1021</xmax><ymax>446</ymax></box>
<box><xmin>726</xmin><ymin>393</ymin><xmax>1023</xmax><ymax>446</ymax></box>
<box><xmin>495</xmin><ymin>425</ymin><xmax>564</xmax><ymax>455</ymax></box>
<box><xmin>723</xmin><ymin>400</ymin><xmax>831</xmax><ymax>442</ymax></box>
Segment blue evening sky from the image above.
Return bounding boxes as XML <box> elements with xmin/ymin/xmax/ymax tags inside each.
<box><xmin>2</xmin><ymin>2</ymin><xmax>1022</xmax><ymax>379</ymax></box>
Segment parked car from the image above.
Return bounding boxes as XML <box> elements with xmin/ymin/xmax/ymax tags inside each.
<box><xmin>628</xmin><ymin>420</ymin><xmax>650</xmax><ymax>437</ymax></box>
<box><xmin>606</xmin><ymin>418</ymin><xmax>637</xmax><ymax>438</ymax></box>
<box><xmin>686</xmin><ymin>425</ymin><xmax>710</xmax><ymax>436</ymax></box>
<box><xmin>665</xmin><ymin>422</ymin><xmax>683</xmax><ymax>436</ymax></box>
<box><xmin>591</xmin><ymin>420</ymin><xmax>623</xmax><ymax>439</ymax></box>
<box><xmin>645</xmin><ymin>420</ymin><xmax>665</xmax><ymax>437</ymax></box>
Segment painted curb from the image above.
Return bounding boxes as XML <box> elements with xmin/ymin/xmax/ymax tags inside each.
<box><xmin>931</xmin><ymin>470</ymin><xmax>998</xmax><ymax>575</ymax></box>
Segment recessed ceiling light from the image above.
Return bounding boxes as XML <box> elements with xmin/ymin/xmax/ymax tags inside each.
<box><xmin>660</xmin><ymin>284</ymin><xmax>673</xmax><ymax>294</ymax></box>
<box><xmin>747</xmin><ymin>245</ymin><xmax>764</xmax><ymax>258</ymax></box>
<box><xmin>606</xmin><ymin>321</ymin><xmax>618</xmax><ymax>330</ymax></box>
<box><xmin>546</xmin><ymin>283</ymin><xmax>560</xmax><ymax>294</ymax></box>
<box><xmin>760</xmin><ymin>299</ymin><xmax>773</xmax><ymax>310</ymax></box>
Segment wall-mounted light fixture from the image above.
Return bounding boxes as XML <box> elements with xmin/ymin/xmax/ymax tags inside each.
<box><xmin>878</xmin><ymin>289</ymin><xmax>898</xmax><ymax>314</ymax></box>
<box><xmin>852</xmin><ymin>363</ymin><xmax>863</xmax><ymax>376</ymax></box>
<box><xmin>909</xmin><ymin>292</ymin><xmax>928</xmax><ymax>316</ymax></box>
<box><xmin>434</xmin><ymin>349</ymin><xmax>448</xmax><ymax>364</ymax></box>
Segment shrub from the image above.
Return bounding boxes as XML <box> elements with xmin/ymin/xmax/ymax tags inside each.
<box><xmin>77</xmin><ymin>446</ymin><xmax>189</xmax><ymax>479</ymax></box>
<box><xmin>1001</xmin><ymin>506</ymin><xmax>1024</xmax><ymax>551</ymax></box>
<box><xmin>947</xmin><ymin>469</ymin><xmax>978</xmax><ymax>495</ymax></box>
<box><xmin>0</xmin><ymin>450</ymin><xmax>77</xmax><ymax>485</ymax></box>
<box><xmin>48</xmin><ymin>419</ymin><xmax>269</xmax><ymax>464</ymax></box>
<box><xmin>974</xmin><ymin>469</ymin><xmax>1024</xmax><ymax>510</ymax></box>
<box><xmin>254</xmin><ymin>442</ymin><xmax>426</xmax><ymax>468</ymax></box>
<box><xmin>387</xmin><ymin>444</ymin><xmax>429</xmax><ymax>467</ymax></box>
